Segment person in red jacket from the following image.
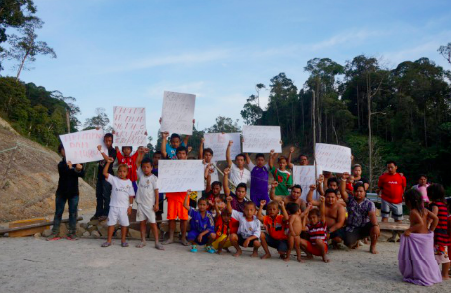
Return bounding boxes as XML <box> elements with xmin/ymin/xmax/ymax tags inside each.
<box><xmin>378</xmin><ymin>160</ymin><xmax>406</xmax><ymax>242</ymax></box>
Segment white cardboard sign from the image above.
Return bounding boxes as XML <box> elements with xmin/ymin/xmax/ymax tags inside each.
<box><xmin>242</xmin><ymin>126</ymin><xmax>282</xmax><ymax>153</ymax></box>
<box><xmin>59</xmin><ymin>129</ymin><xmax>107</xmax><ymax>164</ymax></box>
<box><xmin>158</xmin><ymin>160</ymin><xmax>205</xmax><ymax>193</ymax></box>
<box><xmin>113</xmin><ymin>106</ymin><xmax>147</xmax><ymax>147</ymax></box>
<box><xmin>292</xmin><ymin>165</ymin><xmax>323</xmax><ymax>201</ymax></box>
<box><xmin>160</xmin><ymin>91</ymin><xmax>196</xmax><ymax>135</ymax></box>
<box><xmin>204</xmin><ymin>133</ymin><xmax>241</xmax><ymax>161</ymax></box>
<box><xmin>315</xmin><ymin>143</ymin><xmax>351</xmax><ymax>174</ymax></box>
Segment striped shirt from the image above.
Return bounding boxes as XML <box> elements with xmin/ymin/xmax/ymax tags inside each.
<box><xmin>429</xmin><ymin>201</ymin><xmax>450</xmax><ymax>246</ymax></box>
<box><xmin>306</xmin><ymin>221</ymin><xmax>327</xmax><ymax>245</ymax></box>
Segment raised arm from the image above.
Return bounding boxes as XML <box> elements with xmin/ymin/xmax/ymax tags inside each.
<box><xmin>198</xmin><ymin>137</ymin><xmax>204</xmax><ymax>159</ymax></box>
<box><xmin>223</xmin><ymin>167</ymin><xmax>231</xmax><ymax>196</ymax></box>
<box><xmin>257</xmin><ymin>200</ymin><xmax>266</xmax><ymax>222</ymax></box>
<box><xmin>268</xmin><ymin>150</ymin><xmax>276</xmax><ymax>170</ymax></box>
<box><xmin>226</xmin><ymin>195</ymin><xmax>233</xmax><ymax>214</ymax></box>
<box><xmin>97</xmin><ymin>145</ymin><xmax>110</xmax><ymax>161</ymax></box>
<box><xmin>306</xmin><ymin>184</ymin><xmax>320</xmax><ymax>206</ymax></box>
<box><xmin>135</xmin><ymin>146</ymin><xmax>147</xmax><ymax>168</ymax></box>
<box><xmin>245</xmin><ymin>152</ymin><xmax>251</xmax><ymax>165</ymax></box>
<box><xmin>269</xmin><ymin>181</ymin><xmax>283</xmax><ymax>202</ymax></box>
<box><xmin>161</xmin><ymin>131</ymin><xmax>169</xmax><ymax>158</ymax></box>
<box><xmin>287</xmin><ymin>146</ymin><xmax>295</xmax><ymax>169</ymax></box>
<box><xmin>205</xmin><ymin>166</ymin><xmax>212</xmax><ymax>193</ymax></box>
<box><xmin>226</xmin><ymin>140</ymin><xmax>233</xmax><ymax>168</ymax></box>
<box><xmin>279</xmin><ymin>201</ymin><xmax>289</xmax><ymax>221</ymax></box>
<box><xmin>103</xmin><ymin>157</ymin><xmax>114</xmax><ymax>179</ymax></box>
<box><xmin>317</xmin><ymin>174</ymin><xmax>325</xmax><ymax>196</ymax></box>
<box><xmin>340</xmin><ymin>173</ymin><xmax>350</xmax><ymax>202</ymax></box>
<box><xmin>319</xmin><ymin>196</ymin><xmax>326</xmax><ymax>223</ymax></box>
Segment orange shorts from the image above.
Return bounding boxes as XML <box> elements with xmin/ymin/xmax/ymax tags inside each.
<box><xmin>167</xmin><ymin>192</ymin><xmax>188</xmax><ymax>220</ymax></box>
<box><xmin>305</xmin><ymin>241</ymin><xmax>328</xmax><ymax>256</ymax></box>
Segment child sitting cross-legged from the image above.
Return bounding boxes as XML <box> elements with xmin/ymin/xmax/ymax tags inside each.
<box><xmin>226</xmin><ymin>195</ymin><xmax>271</xmax><ymax>258</ymax></box>
<box><xmin>183</xmin><ymin>192</ymin><xmax>216</xmax><ymax>253</ymax></box>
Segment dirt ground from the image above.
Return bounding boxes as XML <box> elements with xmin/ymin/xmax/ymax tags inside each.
<box><xmin>0</xmin><ymin>237</ymin><xmax>448</xmax><ymax>293</ymax></box>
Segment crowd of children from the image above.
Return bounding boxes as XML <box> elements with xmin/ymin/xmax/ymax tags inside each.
<box><xmin>50</xmin><ymin>127</ymin><xmax>451</xmax><ymax>286</ymax></box>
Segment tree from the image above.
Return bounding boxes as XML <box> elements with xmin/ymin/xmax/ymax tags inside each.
<box><xmin>205</xmin><ymin>116</ymin><xmax>240</xmax><ymax>133</ymax></box>
<box><xmin>83</xmin><ymin>108</ymin><xmax>109</xmax><ymax>130</ymax></box>
<box><xmin>438</xmin><ymin>42</ymin><xmax>451</xmax><ymax>65</ymax></box>
<box><xmin>7</xmin><ymin>18</ymin><xmax>56</xmax><ymax>80</ymax></box>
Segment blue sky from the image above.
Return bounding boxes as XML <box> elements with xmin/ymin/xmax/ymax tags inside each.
<box><xmin>2</xmin><ymin>0</ymin><xmax>451</xmax><ymax>140</ymax></box>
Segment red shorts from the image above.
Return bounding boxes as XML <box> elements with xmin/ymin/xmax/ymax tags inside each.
<box><xmin>305</xmin><ymin>241</ymin><xmax>328</xmax><ymax>256</ymax></box>
<box><xmin>166</xmin><ymin>192</ymin><xmax>188</xmax><ymax>220</ymax></box>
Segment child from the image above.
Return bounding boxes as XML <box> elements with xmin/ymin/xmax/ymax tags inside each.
<box><xmin>258</xmin><ymin>200</ymin><xmax>289</xmax><ymax>259</ymax></box>
<box><xmin>161</xmin><ymin>134</ymin><xmax>189</xmax><ymax>246</ymax></box>
<box><xmin>300</xmin><ymin>197</ymin><xmax>330</xmax><ymax>263</ymax></box>
<box><xmin>399</xmin><ymin>189</ymin><xmax>441</xmax><ymax>286</ymax></box>
<box><xmin>226</xmin><ymin>140</ymin><xmax>251</xmax><ymax>192</ymax></box>
<box><xmin>227</xmin><ymin>196</ymin><xmax>271</xmax><ymax>258</ymax></box>
<box><xmin>247</xmin><ymin>152</ymin><xmax>271</xmax><ymax>206</ymax></box>
<box><xmin>413</xmin><ymin>174</ymin><xmax>430</xmax><ymax>205</ymax></box>
<box><xmin>284</xmin><ymin>202</ymin><xmax>304</xmax><ymax>262</ymax></box>
<box><xmin>47</xmin><ymin>144</ymin><xmax>85</xmax><ymax>241</ymax></box>
<box><xmin>199</xmin><ymin>138</ymin><xmax>220</xmax><ymax>193</ymax></box>
<box><xmin>101</xmin><ymin>158</ymin><xmax>135</xmax><ymax>248</ymax></box>
<box><xmin>159</xmin><ymin>129</ymin><xmax>189</xmax><ymax>160</ymax></box>
<box><xmin>115</xmin><ymin>145</ymin><xmax>139</xmax><ymax>193</ymax></box>
<box><xmin>223</xmin><ymin>167</ymin><xmax>247</xmax><ymax>213</ymax></box>
<box><xmin>211</xmin><ymin>206</ymin><xmax>233</xmax><ymax>254</ymax></box>
<box><xmin>183</xmin><ymin>193</ymin><xmax>216</xmax><ymax>253</ymax></box>
<box><xmin>134</xmin><ymin>148</ymin><xmax>163</xmax><ymax>250</ymax></box>
<box><xmin>93</xmin><ymin>133</ymin><xmax>116</xmax><ymax>222</ymax></box>
<box><xmin>269</xmin><ymin>150</ymin><xmax>293</xmax><ymax>196</ymax></box>
<box><xmin>150</xmin><ymin>151</ymin><xmax>165</xmax><ymax>224</ymax></box>
<box><xmin>428</xmin><ymin>183</ymin><xmax>450</xmax><ymax>280</ymax></box>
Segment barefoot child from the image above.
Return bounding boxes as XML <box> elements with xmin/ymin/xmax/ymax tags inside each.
<box><xmin>300</xmin><ymin>196</ymin><xmax>330</xmax><ymax>263</ymax></box>
<box><xmin>258</xmin><ymin>200</ymin><xmax>289</xmax><ymax>259</ymax></box>
<box><xmin>428</xmin><ymin>184</ymin><xmax>450</xmax><ymax>280</ymax></box>
<box><xmin>227</xmin><ymin>196</ymin><xmax>270</xmax><ymax>258</ymax></box>
<box><xmin>183</xmin><ymin>193</ymin><xmax>216</xmax><ymax>253</ymax></box>
<box><xmin>134</xmin><ymin>148</ymin><xmax>164</xmax><ymax>250</ymax></box>
<box><xmin>399</xmin><ymin>189</ymin><xmax>441</xmax><ymax>286</ymax></box>
<box><xmin>211</xmin><ymin>208</ymin><xmax>233</xmax><ymax>254</ymax></box>
<box><xmin>284</xmin><ymin>202</ymin><xmax>304</xmax><ymax>262</ymax></box>
<box><xmin>101</xmin><ymin>158</ymin><xmax>135</xmax><ymax>247</ymax></box>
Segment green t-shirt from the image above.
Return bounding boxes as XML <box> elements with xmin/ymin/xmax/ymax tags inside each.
<box><xmin>270</xmin><ymin>166</ymin><xmax>292</xmax><ymax>196</ymax></box>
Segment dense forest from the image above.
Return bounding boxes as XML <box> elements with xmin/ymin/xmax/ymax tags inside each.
<box><xmin>0</xmin><ymin>1</ymin><xmax>450</xmax><ymax>193</ymax></box>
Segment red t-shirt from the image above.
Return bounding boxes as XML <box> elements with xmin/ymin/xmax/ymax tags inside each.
<box><xmin>263</xmin><ymin>215</ymin><xmax>288</xmax><ymax>240</ymax></box>
<box><xmin>378</xmin><ymin>173</ymin><xmax>406</xmax><ymax>204</ymax></box>
<box><xmin>215</xmin><ymin>216</ymin><xmax>230</xmax><ymax>237</ymax></box>
<box><xmin>116</xmin><ymin>151</ymin><xmax>139</xmax><ymax>182</ymax></box>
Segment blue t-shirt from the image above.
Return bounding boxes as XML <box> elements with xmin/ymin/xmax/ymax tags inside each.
<box><xmin>188</xmin><ymin>208</ymin><xmax>215</xmax><ymax>233</ymax></box>
<box><xmin>166</xmin><ymin>141</ymin><xmax>186</xmax><ymax>159</ymax></box>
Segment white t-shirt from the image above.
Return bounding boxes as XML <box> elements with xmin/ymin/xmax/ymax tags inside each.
<box><xmin>136</xmin><ymin>167</ymin><xmax>159</xmax><ymax>207</ymax></box>
<box><xmin>107</xmin><ymin>175</ymin><xmax>135</xmax><ymax>208</ymax></box>
<box><xmin>230</xmin><ymin>163</ymin><xmax>251</xmax><ymax>188</ymax></box>
<box><xmin>204</xmin><ymin>161</ymin><xmax>219</xmax><ymax>185</ymax></box>
<box><xmin>231</xmin><ymin>210</ymin><xmax>261</xmax><ymax>239</ymax></box>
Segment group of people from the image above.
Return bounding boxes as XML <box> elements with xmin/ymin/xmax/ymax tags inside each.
<box><xmin>49</xmin><ymin>127</ymin><xmax>450</xmax><ymax>284</ymax></box>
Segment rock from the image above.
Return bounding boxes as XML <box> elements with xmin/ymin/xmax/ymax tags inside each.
<box><xmin>99</xmin><ymin>220</ymin><xmax>108</xmax><ymax>228</ymax></box>
<box><xmin>76</xmin><ymin>222</ymin><xmax>81</xmax><ymax>230</ymax></box>
<box><xmin>159</xmin><ymin>222</ymin><xmax>169</xmax><ymax>233</ymax></box>
<box><xmin>116</xmin><ymin>230</ymin><xmax>121</xmax><ymax>239</ymax></box>
<box><xmin>91</xmin><ymin>230</ymin><xmax>100</xmax><ymax>238</ymax></box>
<box><xmin>34</xmin><ymin>233</ymin><xmax>41</xmax><ymax>238</ymax></box>
<box><xmin>128</xmin><ymin>229</ymin><xmax>141</xmax><ymax>239</ymax></box>
<box><xmin>82</xmin><ymin>231</ymin><xmax>90</xmax><ymax>237</ymax></box>
<box><xmin>88</xmin><ymin>219</ymin><xmax>99</xmax><ymax>226</ymax></box>
<box><xmin>58</xmin><ymin>223</ymin><xmax>68</xmax><ymax>237</ymax></box>
<box><xmin>80</xmin><ymin>223</ymin><xmax>88</xmax><ymax>229</ymax></box>
<box><xmin>98</xmin><ymin>226</ymin><xmax>108</xmax><ymax>237</ymax></box>
<box><xmin>41</xmin><ymin>229</ymin><xmax>52</xmax><ymax>237</ymax></box>
<box><xmin>87</xmin><ymin>225</ymin><xmax>97</xmax><ymax>233</ymax></box>
<box><xmin>76</xmin><ymin>227</ymin><xmax>86</xmax><ymax>237</ymax></box>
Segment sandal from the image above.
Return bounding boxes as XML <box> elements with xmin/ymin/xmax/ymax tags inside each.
<box><xmin>121</xmin><ymin>242</ymin><xmax>129</xmax><ymax>247</ymax></box>
<box><xmin>190</xmin><ymin>245</ymin><xmax>198</xmax><ymax>253</ymax></box>
<box><xmin>101</xmin><ymin>241</ymin><xmax>112</xmax><ymax>247</ymax></box>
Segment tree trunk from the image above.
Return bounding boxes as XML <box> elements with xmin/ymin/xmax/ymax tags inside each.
<box><xmin>367</xmin><ymin>73</ymin><xmax>372</xmax><ymax>190</ymax></box>
<box><xmin>16</xmin><ymin>51</ymin><xmax>30</xmax><ymax>81</ymax></box>
<box><xmin>423</xmin><ymin>108</ymin><xmax>427</xmax><ymax>147</ymax></box>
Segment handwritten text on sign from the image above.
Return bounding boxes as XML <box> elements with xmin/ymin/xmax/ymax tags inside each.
<box><xmin>315</xmin><ymin>143</ymin><xmax>351</xmax><ymax>174</ymax></box>
<box><xmin>113</xmin><ymin>107</ymin><xmax>147</xmax><ymax>147</ymax></box>
<box><xmin>59</xmin><ymin>129</ymin><xmax>107</xmax><ymax>164</ymax></box>
<box><xmin>293</xmin><ymin>165</ymin><xmax>323</xmax><ymax>200</ymax></box>
<box><xmin>204</xmin><ymin>133</ymin><xmax>241</xmax><ymax>161</ymax></box>
<box><xmin>242</xmin><ymin>126</ymin><xmax>282</xmax><ymax>153</ymax></box>
<box><xmin>160</xmin><ymin>91</ymin><xmax>196</xmax><ymax>135</ymax></box>
<box><xmin>158</xmin><ymin>160</ymin><xmax>204</xmax><ymax>193</ymax></box>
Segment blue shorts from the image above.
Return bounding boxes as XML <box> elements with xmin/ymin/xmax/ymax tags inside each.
<box><xmin>187</xmin><ymin>230</ymin><xmax>212</xmax><ymax>245</ymax></box>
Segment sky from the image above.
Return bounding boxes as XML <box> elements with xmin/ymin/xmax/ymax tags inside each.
<box><xmin>2</xmin><ymin>0</ymin><xmax>451</xmax><ymax>140</ymax></box>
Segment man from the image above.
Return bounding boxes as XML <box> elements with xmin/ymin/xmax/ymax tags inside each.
<box><xmin>92</xmin><ymin>133</ymin><xmax>116</xmax><ymax>222</ymax></box>
<box><xmin>270</xmin><ymin>182</ymin><xmax>306</xmax><ymax>211</ymax></box>
<box><xmin>287</xmin><ymin>146</ymin><xmax>309</xmax><ymax>169</ymax></box>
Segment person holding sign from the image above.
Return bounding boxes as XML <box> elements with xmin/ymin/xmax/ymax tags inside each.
<box><xmin>115</xmin><ymin>145</ymin><xmax>139</xmax><ymax>193</ymax></box>
<box><xmin>159</xmin><ymin>117</ymin><xmax>194</xmax><ymax>160</ymax></box>
<box><xmin>226</xmin><ymin>140</ymin><xmax>251</xmax><ymax>193</ymax></box>
<box><xmin>247</xmin><ymin>152</ymin><xmax>271</xmax><ymax>206</ymax></box>
<box><xmin>47</xmin><ymin>144</ymin><xmax>85</xmax><ymax>241</ymax></box>
<box><xmin>101</xmin><ymin>158</ymin><xmax>135</xmax><ymax>248</ymax></box>
<box><xmin>287</xmin><ymin>147</ymin><xmax>310</xmax><ymax>167</ymax></box>
<box><xmin>270</xmin><ymin>182</ymin><xmax>307</xmax><ymax>212</ymax></box>
<box><xmin>161</xmin><ymin>132</ymin><xmax>190</xmax><ymax>246</ymax></box>
<box><xmin>199</xmin><ymin>137</ymin><xmax>220</xmax><ymax>194</ymax></box>
<box><xmin>269</xmin><ymin>150</ymin><xmax>293</xmax><ymax>196</ymax></box>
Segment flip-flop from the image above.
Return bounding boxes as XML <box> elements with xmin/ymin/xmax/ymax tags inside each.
<box><xmin>101</xmin><ymin>241</ymin><xmax>112</xmax><ymax>247</ymax></box>
<box><xmin>136</xmin><ymin>242</ymin><xmax>146</xmax><ymax>248</ymax></box>
<box><xmin>155</xmin><ymin>243</ymin><xmax>165</xmax><ymax>250</ymax></box>
<box><xmin>121</xmin><ymin>242</ymin><xmax>129</xmax><ymax>247</ymax></box>
<box><xmin>180</xmin><ymin>239</ymin><xmax>190</xmax><ymax>246</ymax></box>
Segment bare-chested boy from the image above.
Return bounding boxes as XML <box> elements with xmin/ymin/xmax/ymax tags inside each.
<box><xmin>284</xmin><ymin>202</ymin><xmax>305</xmax><ymax>262</ymax></box>
<box><xmin>270</xmin><ymin>182</ymin><xmax>306</xmax><ymax>211</ymax></box>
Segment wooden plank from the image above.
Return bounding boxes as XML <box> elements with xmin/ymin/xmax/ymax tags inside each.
<box><xmin>9</xmin><ymin>218</ymin><xmax>50</xmax><ymax>238</ymax></box>
<box><xmin>379</xmin><ymin>222</ymin><xmax>409</xmax><ymax>231</ymax></box>
<box><xmin>0</xmin><ymin>217</ymin><xmax>83</xmax><ymax>235</ymax></box>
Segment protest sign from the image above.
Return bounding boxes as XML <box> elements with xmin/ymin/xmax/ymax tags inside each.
<box><xmin>59</xmin><ymin>129</ymin><xmax>107</xmax><ymax>164</ymax></box>
<box><xmin>315</xmin><ymin>143</ymin><xmax>352</xmax><ymax>174</ymax></box>
<box><xmin>242</xmin><ymin>126</ymin><xmax>282</xmax><ymax>153</ymax></box>
<box><xmin>204</xmin><ymin>133</ymin><xmax>241</xmax><ymax>161</ymax></box>
<box><xmin>292</xmin><ymin>165</ymin><xmax>323</xmax><ymax>200</ymax></box>
<box><xmin>113</xmin><ymin>106</ymin><xmax>147</xmax><ymax>147</ymax></box>
<box><xmin>160</xmin><ymin>91</ymin><xmax>196</xmax><ymax>135</ymax></box>
<box><xmin>158</xmin><ymin>160</ymin><xmax>205</xmax><ymax>193</ymax></box>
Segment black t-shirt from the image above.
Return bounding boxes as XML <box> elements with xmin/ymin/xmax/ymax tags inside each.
<box><xmin>97</xmin><ymin>147</ymin><xmax>117</xmax><ymax>180</ymax></box>
<box><xmin>354</xmin><ymin>176</ymin><xmax>369</xmax><ymax>186</ymax></box>
<box><xmin>57</xmin><ymin>158</ymin><xmax>85</xmax><ymax>198</ymax></box>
